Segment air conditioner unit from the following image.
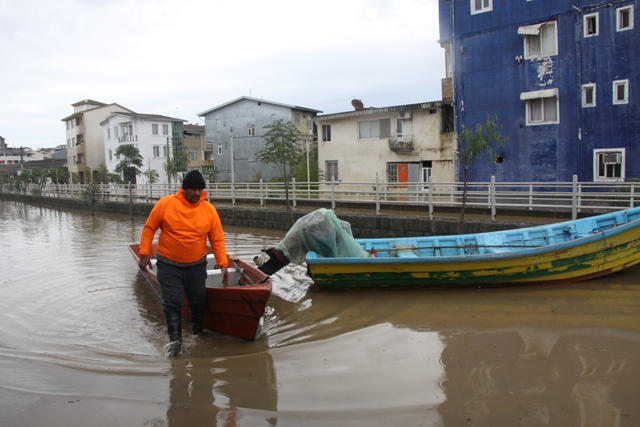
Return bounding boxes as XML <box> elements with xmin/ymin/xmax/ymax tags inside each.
<box><xmin>398</xmin><ymin>111</ymin><xmax>413</xmax><ymax>120</ymax></box>
<box><xmin>603</xmin><ymin>153</ymin><xmax>621</xmax><ymax>164</ymax></box>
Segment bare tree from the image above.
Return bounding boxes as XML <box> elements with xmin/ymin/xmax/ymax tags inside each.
<box><xmin>457</xmin><ymin>114</ymin><xmax>508</xmax><ymax>233</ymax></box>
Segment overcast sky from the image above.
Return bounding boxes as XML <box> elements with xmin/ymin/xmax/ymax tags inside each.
<box><xmin>0</xmin><ymin>0</ymin><xmax>444</xmax><ymax>150</ymax></box>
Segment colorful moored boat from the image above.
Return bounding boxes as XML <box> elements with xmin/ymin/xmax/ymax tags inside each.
<box><xmin>304</xmin><ymin>207</ymin><xmax>640</xmax><ymax>289</ymax></box>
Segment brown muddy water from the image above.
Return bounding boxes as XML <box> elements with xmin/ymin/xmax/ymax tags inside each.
<box><xmin>1</xmin><ymin>200</ymin><xmax>639</xmax><ymax>427</ymax></box>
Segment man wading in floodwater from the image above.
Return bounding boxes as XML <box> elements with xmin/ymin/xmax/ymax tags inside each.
<box><xmin>137</xmin><ymin>170</ymin><xmax>229</xmax><ymax>357</ymax></box>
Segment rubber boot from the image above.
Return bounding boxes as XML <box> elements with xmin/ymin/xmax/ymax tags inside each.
<box><xmin>165</xmin><ymin>311</ymin><xmax>183</xmax><ymax>357</ymax></box>
<box><xmin>191</xmin><ymin>309</ymin><xmax>205</xmax><ymax>336</ymax></box>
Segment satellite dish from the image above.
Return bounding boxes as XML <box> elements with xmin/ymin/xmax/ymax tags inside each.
<box><xmin>351</xmin><ymin>99</ymin><xmax>364</xmax><ymax>111</ymax></box>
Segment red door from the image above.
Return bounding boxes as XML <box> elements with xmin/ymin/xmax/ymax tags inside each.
<box><xmin>398</xmin><ymin>163</ymin><xmax>408</xmax><ymax>188</ymax></box>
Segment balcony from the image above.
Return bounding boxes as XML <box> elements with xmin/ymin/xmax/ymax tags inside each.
<box><xmin>119</xmin><ymin>135</ymin><xmax>138</xmax><ymax>143</ymax></box>
<box><xmin>388</xmin><ymin>135</ymin><xmax>414</xmax><ymax>152</ymax></box>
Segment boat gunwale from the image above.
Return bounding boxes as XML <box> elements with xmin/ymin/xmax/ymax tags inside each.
<box><xmin>128</xmin><ymin>243</ymin><xmax>272</xmax><ymax>293</ymax></box>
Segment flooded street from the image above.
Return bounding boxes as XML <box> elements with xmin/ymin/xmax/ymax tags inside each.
<box><xmin>1</xmin><ymin>199</ymin><xmax>639</xmax><ymax>427</ymax></box>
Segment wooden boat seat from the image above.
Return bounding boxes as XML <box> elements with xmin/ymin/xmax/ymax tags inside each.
<box><xmin>206</xmin><ymin>268</ymin><xmax>242</xmax><ymax>288</ymax></box>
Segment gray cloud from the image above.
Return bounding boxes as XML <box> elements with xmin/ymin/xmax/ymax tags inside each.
<box><xmin>0</xmin><ymin>0</ymin><xmax>444</xmax><ymax>148</ymax></box>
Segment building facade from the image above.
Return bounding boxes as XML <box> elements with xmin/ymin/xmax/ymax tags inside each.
<box><xmin>317</xmin><ymin>101</ymin><xmax>456</xmax><ymax>187</ymax></box>
<box><xmin>184</xmin><ymin>124</ymin><xmax>213</xmax><ymax>172</ymax></box>
<box><xmin>198</xmin><ymin>96</ymin><xmax>321</xmax><ymax>182</ymax></box>
<box><xmin>438</xmin><ymin>0</ymin><xmax>638</xmax><ymax>183</ymax></box>
<box><xmin>62</xmin><ymin>99</ymin><xmax>134</xmax><ymax>183</ymax></box>
<box><xmin>101</xmin><ymin>112</ymin><xmax>185</xmax><ymax>185</ymax></box>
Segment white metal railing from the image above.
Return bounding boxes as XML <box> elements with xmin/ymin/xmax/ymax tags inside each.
<box><xmin>5</xmin><ymin>175</ymin><xmax>640</xmax><ymax>220</ymax></box>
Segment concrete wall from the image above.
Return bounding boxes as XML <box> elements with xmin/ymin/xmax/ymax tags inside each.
<box><xmin>1</xmin><ymin>193</ymin><xmax>541</xmax><ymax>239</ymax></box>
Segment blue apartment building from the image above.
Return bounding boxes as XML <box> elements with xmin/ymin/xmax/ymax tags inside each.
<box><xmin>438</xmin><ymin>0</ymin><xmax>638</xmax><ymax>183</ymax></box>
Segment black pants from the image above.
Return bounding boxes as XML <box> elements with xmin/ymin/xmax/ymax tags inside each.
<box><xmin>156</xmin><ymin>260</ymin><xmax>207</xmax><ymax>316</ymax></box>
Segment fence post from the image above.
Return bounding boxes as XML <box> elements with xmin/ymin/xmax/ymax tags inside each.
<box><xmin>129</xmin><ymin>183</ymin><xmax>133</xmax><ymax>217</ymax></box>
<box><xmin>292</xmin><ymin>178</ymin><xmax>296</xmax><ymax>210</ymax></box>
<box><xmin>375</xmin><ymin>173</ymin><xmax>380</xmax><ymax>215</ymax></box>
<box><xmin>428</xmin><ymin>175</ymin><xmax>433</xmax><ymax>220</ymax></box>
<box><xmin>331</xmin><ymin>177</ymin><xmax>336</xmax><ymax>211</ymax></box>
<box><xmin>231</xmin><ymin>179</ymin><xmax>235</xmax><ymax>206</ymax></box>
<box><xmin>259</xmin><ymin>179</ymin><xmax>264</xmax><ymax>208</ymax></box>
<box><xmin>490</xmin><ymin>175</ymin><xmax>496</xmax><ymax>221</ymax></box>
<box><xmin>572</xmin><ymin>175</ymin><xmax>578</xmax><ymax>220</ymax></box>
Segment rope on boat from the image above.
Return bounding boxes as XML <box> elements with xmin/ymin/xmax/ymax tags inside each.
<box><xmin>231</xmin><ymin>260</ymin><xmax>255</xmax><ymax>286</ymax></box>
<box><xmin>364</xmin><ymin>243</ymin><xmax>546</xmax><ymax>253</ymax></box>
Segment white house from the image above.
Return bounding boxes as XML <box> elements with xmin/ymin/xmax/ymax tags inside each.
<box><xmin>101</xmin><ymin>112</ymin><xmax>186</xmax><ymax>184</ymax></box>
<box><xmin>316</xmin><ymin>101</ymin><xmax>456</xmax><ymax>188</ymax></box>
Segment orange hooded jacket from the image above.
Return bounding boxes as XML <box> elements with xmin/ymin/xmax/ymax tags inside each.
<box><xmin>139</xmin><ymin>189</ymin><xmax>228</xmax><ymax>266</ymax></box>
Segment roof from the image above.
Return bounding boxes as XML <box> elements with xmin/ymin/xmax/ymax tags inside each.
<box><xmin>100</xmin><ymin>111</ymin><xmax>186</xmax><ymax>125</ymax></box>
<box><xmin>316</xmin><ymin>101</ymin><xmax>443</xmax><ymax>121</ymax></box>
<box><xmin>61</xmin><ymin>103</ymin><xmax>135</xmax><ymax>121</ymax></box>
<box><xmin>184</xmin><ymin>124</ymin><xmax>205</xmax><ymax>135</ymax></box>
<box><xmin>198</xmin><ymin>96</ymin><xmax>323</xmax><ymax>117</ymax></box>
<box><xmin>71</xmin><ymin>99</ymin><xmax>107</xmax><ymax>107</ymax></box>
<box><xmin>520</xmin><ymin>88</ymin><xmax>558</xmax><ymax>100</ymax></box>
<box><xmin>0</xmin><ymin>158</ymin><xmax>67</xmax><ymax>176</ymax></box>
<box><xmin>518</xmin><ymin>23</ymin><xmax>545</xmax><ymax>35</ymax></box>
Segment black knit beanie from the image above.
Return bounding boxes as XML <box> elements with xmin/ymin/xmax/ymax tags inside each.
<box><xmin>182</xmin><ymin>170</ymin><xmax>206</xmax><ymax>189</ymax></box>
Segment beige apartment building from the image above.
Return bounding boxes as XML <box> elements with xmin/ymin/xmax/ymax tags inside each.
<box><xmin>62</xmin><ymin>99</ymin><xmax>133</xmax><ymax>183</ymax></box>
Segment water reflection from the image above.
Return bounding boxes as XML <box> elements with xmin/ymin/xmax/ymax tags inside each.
<box><xmin>2</xmin><ymin>199</ymin><xmax>640</xmax><ymax>427</ymax></box>
<box><xmin>165</xmin><ymin>352</ymin><xmax>279</xmax><ymax>427</ymax></box>
<box><xmin>437</xmin><ymin>328</ymin><xmax>640</xmax><ymax>426</ymax></box>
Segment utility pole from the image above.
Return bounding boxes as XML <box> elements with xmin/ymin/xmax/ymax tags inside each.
<box><xmin>166</xmin><ymin>137</ymin><xmax>171</xmax><ymax>185</ymax></box>
<box><xmin>230</xmin><ymin>127</ymin><xmax>235</xmax><ymax>205</ymax></box>
<box><xmin>306</xmin><ymin>137</ymin><xmax>311</xmax><ymax>197</ymax></box>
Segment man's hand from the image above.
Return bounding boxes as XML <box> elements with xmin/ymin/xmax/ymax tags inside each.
<box><xmin>139</xmin><ymin>255</ymin><xmax>153</xmax><ymax>272</ymax></box>
<box><xmin>221</xmin><ymin>266</ymin><xmax>229</xmax><ymax>288</ymax></box>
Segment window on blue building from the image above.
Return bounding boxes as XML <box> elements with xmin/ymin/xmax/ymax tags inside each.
<box><xmin>617</xmin><ymin>6</ymin><xmax>634</xmax><ymax>31</ymax></box>
<box><xmin>521</xmin><ymin>89</ymin><xmax>559</xmax><ymax>125</ymax></box>
<box><xmin>471</xmin><ymin>0</ymin><xmax>492</xmax><ymax>15</ymax></box>
<box><xmin>584</xmin><ymin>13</ymin><xmax>599</xmax><ymax>37</ymax></box>
<box><xmin>613</xmin><ymin>80</ymin><xmax>629</xmax><ymax>104</ymax></box>
<box><xmin>582</xmin><ymin>84</ymin><xmax>596</xmax><ymax>107</ymax></box>
<box><xmin>528</xmin><ymin>97</ymin><xmax>558</xmax><ymax>123</ymax></box>
<box><xmin>594</xmin><ymin>149</ymin><xmax>625</xmax><ymax>181</ymax></box>
<box><xmin>521</xmin><ymin>22</ymin><xmax>557</xmax><ymax>58</ymax></box>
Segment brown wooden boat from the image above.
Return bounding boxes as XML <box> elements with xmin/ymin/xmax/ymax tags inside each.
<box><xmin>129</xmin><ymin>243</ymin><xmax>272</xmax><ymax>340</ymax></box>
